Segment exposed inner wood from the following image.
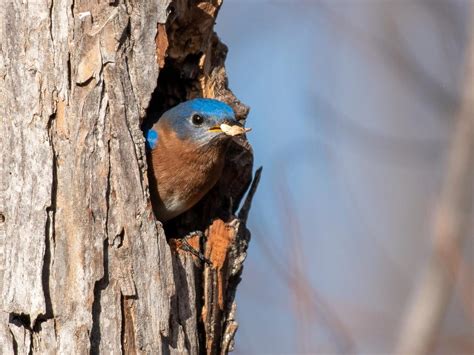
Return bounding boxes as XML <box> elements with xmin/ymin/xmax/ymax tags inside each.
<box><xmin>0</xmin><ymin>0</ymin><xmax>258</xmax><ymax>353</ymax></box>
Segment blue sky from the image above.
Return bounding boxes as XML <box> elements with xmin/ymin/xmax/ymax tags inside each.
<box><xmin>216</xmin><ymin>1</ymin><xmax>472</xmax><ymax>353</ymax></box>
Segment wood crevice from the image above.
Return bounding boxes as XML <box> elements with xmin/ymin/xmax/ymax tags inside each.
<box><xmin>90</xmin><ymin>238</ymin><xmax>110</xmax><ymax>352</ymax></box>
<box><xmin>1</xmin><ymin>1</ymin><xmax>257</xmax><ymax>353</ymax></box>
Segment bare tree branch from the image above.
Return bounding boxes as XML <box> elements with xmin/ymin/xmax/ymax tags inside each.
<box><xmin>395</xmin><ymin>6</ymin><xmax>474</xmax><ymax>354</ymax></box>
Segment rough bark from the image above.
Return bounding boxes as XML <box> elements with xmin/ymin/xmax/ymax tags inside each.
<box><xmin>0</xmin><ymin>0</ymin><xmax>255</xmax><ymax>353</ymax></box>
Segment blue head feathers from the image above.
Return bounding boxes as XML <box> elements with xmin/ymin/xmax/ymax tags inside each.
<box><xmin>182</xmin><ymin>98</ymin><xmax>235</xmax><ymax>120</ymax></box>
<box><xmin>146</xmin><ymin>98</ymin><xmax>239</xmax><ymax>148</ymax></box>
<box><xmin>145</xmin><ymin>98</ymin><xmax>251</xmax><ymax>221</ymax></box>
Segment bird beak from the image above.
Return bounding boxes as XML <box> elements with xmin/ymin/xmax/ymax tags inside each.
<box><xmin>208</xmin><ymin>123</ymin><xmax>251</xmax><ymax>136</ymax></box>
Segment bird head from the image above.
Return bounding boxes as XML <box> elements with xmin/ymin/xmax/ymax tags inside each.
<box><xmin>146</xmin><ymin>98</ymin><xmax>250</xmax><ymax>149</ymax></box>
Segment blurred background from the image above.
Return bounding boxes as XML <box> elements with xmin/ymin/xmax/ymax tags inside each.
<box><xmin>216</xmin><ymin>1</ymin><xmax>473</xmax><ymax>354</ymax></box>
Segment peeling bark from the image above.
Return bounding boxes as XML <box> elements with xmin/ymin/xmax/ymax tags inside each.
<box><xmin>0</xmin><ymin>0</ymin><xmax>256</xmax><ymax>353</ymax></box>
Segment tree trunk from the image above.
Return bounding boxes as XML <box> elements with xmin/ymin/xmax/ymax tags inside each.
<box><xmin>0</xmin><ymin>1</ymin><xmax>256</xmax><ymax>353</ymax></box>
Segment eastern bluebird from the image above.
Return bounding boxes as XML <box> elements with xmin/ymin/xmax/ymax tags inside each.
<box><xmin>145</xmin><ymin>98</ymin><xmax>251</xmax><ymax>222</ymax></box>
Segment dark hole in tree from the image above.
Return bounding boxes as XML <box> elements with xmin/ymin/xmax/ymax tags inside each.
<box><xmin>144</xmin><ymin>53</ymin><xmax>204</xmax><ymax>130</ymax></box>
<box><xmin>9</xmin><ymin>313</ymin><xmax>31</xmax><ymax>330</ymax></box>
<box><xmin>143</xmin><ymin>54</ymin><xmax>210</xmax><ymax>238</ymax></box>
<box><xmin>142</xmin><ymin>7</ymin><xmax>253</xmax><ymax>239</ymax></box>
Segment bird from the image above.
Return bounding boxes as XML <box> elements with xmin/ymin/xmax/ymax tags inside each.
<box><xmin>145</xmin><ymin>98</ymin><xmax>251</xmax><ymax>222</ymax></box>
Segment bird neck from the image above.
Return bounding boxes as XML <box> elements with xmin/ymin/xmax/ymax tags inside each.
<box><xmin>149</xmin><ymin>128</ymin><xmax>230</xmax><ymax>220</ymax></box>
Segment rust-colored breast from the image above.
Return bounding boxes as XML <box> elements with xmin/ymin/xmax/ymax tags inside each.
<box><xmin>148</xmin><ymin>125</ymin><xmax>227</xmax><ymax>222</ymax></box>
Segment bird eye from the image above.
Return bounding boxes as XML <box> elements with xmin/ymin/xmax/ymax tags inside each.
<box><xmin>191</xmin><ymin>114</ymin><xmax>204</xmax><ymax>126</ymax></box>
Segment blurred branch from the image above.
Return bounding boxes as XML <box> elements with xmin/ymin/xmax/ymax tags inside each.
<box><xmin>395</xmin><ymin>6</ymin><xmax>474</xmax><ymax>354</ymax></box>
<box><xmin>310</xmin><ymin>93</ymin><xmax>444</xmax><ymax>166</ymax></box>
<box><xmin>316</xmin><ymin>0</ymin><xmax>461</xmax><ymax>115</ymax></box>
<box><xmin>456</xmin><ymin>253</ymin><xmax>474</xmax><ymax>322</ymax></box>
<box><xmin>252</xmin><ymin>222</ymin><xmax>355</xmax><ymax>354</ymax></box>
<box><xmin>276</xmin><ymin>172</ymin><xmax>356</xmax><ymax>353</ymax></box>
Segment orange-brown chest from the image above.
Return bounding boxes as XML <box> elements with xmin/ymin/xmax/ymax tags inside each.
<box><xmin>148</xmin><ymin>127</ymin><xmax>228</xmax><ymax>221</ymax></box>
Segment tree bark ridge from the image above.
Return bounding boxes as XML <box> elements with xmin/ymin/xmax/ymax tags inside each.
<box><xmin>1</xmin><ymin>0</ymin><xmax>255</xmax><ymax>353</ymax></box>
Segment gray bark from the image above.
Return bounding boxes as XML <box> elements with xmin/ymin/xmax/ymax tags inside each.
<box><xmin>0</xmin><ymin>0</ymin><xmax>256</xmax><ymax>353</ymax></box>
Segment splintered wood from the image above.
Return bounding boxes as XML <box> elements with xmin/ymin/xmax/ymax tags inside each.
<box><xmin>205</xmin><ymin>219</ymin><xmax>236</xmax><ymax>307</ymax></box>
<box><xmin>155</xmin><ymin>23</ymin><xmax>169</xmax><ymax>69</ymax></box>
<box><xmin>203</xmin><ymin>219</ymin><xmax>240</xmax><ymax>355</ymax></box>
<box><xmin>0</xmin><ymin>0</ymin><xmax>256</xmax><ymax>353</ymax></box>
<box><xmin>168</xmin><ymin>217</ymin><xmax>248</xmax><ymax>355</ymax></box>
